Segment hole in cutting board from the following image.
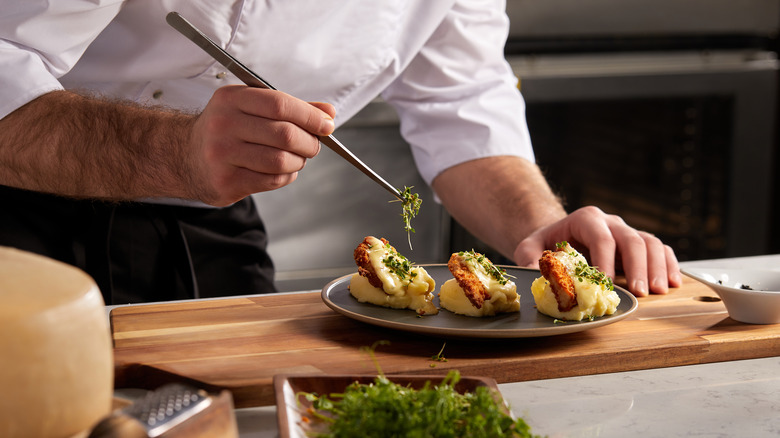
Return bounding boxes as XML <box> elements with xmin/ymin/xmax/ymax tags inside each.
<box><xmin>693</xmin><ymin>296</ymin><xmax>722</xmax><ymax>302</ymax></box>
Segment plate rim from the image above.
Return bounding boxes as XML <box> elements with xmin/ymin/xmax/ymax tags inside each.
<box><xmin>321</xmin><ymin>264</ymin><xmax>638</xmax><ymax>338</ymax></box>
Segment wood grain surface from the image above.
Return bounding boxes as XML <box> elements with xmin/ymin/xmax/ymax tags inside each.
<box><xmin>111</xmin><ymin>276</ymin><xmax>780</xmax><ymax>407</ymax></box>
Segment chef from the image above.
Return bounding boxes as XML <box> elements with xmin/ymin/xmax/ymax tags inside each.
<box><xmin>0</xmin><ymin>0</ymin><xmax>681</xmax><ymax>304</ymax></box>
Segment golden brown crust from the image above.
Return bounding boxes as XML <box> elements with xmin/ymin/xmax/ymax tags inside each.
<box><xmin>538</xmin><ymin>249</ymin><xmax>578</xmax><ymax>312</ymax></box>
<box><xmin>447</xmin><ymin>252</ymin><xmax>489</xmax><ymax>309</ymax></box>
<box><xmin>353</xmin><ymin>236</ymin><xmax>387</xmax><ymax>289</ymax></box>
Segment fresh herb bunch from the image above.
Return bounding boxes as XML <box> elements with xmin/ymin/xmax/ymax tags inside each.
<box><xmin>382</xmin><ymin>247</ymin><xmax>417</xmax><ymax>282</ymax></box>
<box><xmin>299</xmin><ymin>370</ymin><xmax>540</xmax><ymax>438</ymax></box>
<box><xmin>458</xmin><ymin>250</ymin><xmax>512</xmax><ymax>286</ymax></box>
<box><xmin>392</xmin><ymin>186</ymin><xmax>422</xmax><ymax>249</ymax></box>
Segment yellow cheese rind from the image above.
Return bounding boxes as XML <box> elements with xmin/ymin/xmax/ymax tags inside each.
<box><xmin>0</xmin><ymin>247</ymin><xmax>113</xmax><ymax>438</ymax></box>
<box><xmin>439</xmin><ymin>278</ymin><xmax>520</xmax><ymax>317</ymax></box>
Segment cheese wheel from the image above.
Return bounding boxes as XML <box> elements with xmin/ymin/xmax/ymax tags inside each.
<box><xmin>0</xmin><ymin>247</ymin><xmax>113</xmax><ymax>438</ymax></box>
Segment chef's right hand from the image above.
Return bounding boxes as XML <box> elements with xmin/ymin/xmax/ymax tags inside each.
<box><xmin>188</xmin><ymin>85</ymin><xmax>336</xmax><ymax>206</ymax></box>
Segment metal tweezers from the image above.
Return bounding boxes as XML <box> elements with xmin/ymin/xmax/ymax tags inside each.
<box><xmin>166</xmin><ymin>12</ymin><xmax>403</xmax><ymax>200</ymax></box>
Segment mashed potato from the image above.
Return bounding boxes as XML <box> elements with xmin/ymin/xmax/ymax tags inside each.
<box><xmin>439</xmin><ymin>278</ymin><xmax>520</xmax><ymax>317</ymax></box>
<box><xmin>532</xmin><ymin>242</ymin><xmax>620</xmax><ymax>320</ymax></box>
<box><xmin>439</xmin><ymin>250</ymin><xmax>520</xmax><ymax>317</ymax></box>
<box><xmin>349</xmin><ymin>236</ymin><xmax>437</xmax><ymax>315</ymax></box>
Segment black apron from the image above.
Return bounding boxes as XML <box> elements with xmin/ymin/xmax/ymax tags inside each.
<box><xmin>0</xmin><ymin>185</ymin><xmax>277</xmax><ymax>305</ymax></box>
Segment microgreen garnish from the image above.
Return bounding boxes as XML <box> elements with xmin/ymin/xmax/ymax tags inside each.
<box><xmin>391</xmin><ymin>186</ymin><xmax>422</xmax><ymax>250</ymax></box>
<box><xmin>431</xmin><ymin>342</ymin><xmax>448</xmax><ymax>363</ymax></box>
<box><xmin>572</xmin><ymin>260</ymin><xmax>614</xmax><ymax>291</ymax></box>
<box><xmin>382</xmin><ymin>247</ymin><xmax>417</xmax><ymax>281</ymax></box>
<box><xmin>458</xmin><ymin>250</ymin><xmax>513</xmax><ymax>285</ymax></box>
<box><xmin>297</xmin><ymin>342</ymin><xmax>541</xmax><ymax>437</ymax></box>
<box><xmin>554</xmin><ymin>241</ymin><xmax>613</xmax><ymax>291</ymax></box>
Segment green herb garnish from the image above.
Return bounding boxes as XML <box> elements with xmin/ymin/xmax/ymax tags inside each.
<box><xmin>297</xmin><ymin>342</ymin><xmax>542</xmax><ymax>437</ymax></box>
<box><xmin>300</xmin><ymin>370</ymin><xmax>540</xmax><ymax>438</ymax></box>
<box><xmin>391</xmin><ymin>186</ymin><xmax>422</xmax><ymax>250</ymax></box>
<box><xmin>431</xmin><ymin>342</ymin><xmax>448</xmax><ymax>363</ymax></box>
<box><xmin>572</xmin><ymin>260</ymin><xmax>614</xmax><ymax>291</ymax></box>
<box><xmin>555</xmin><ymin>242</ymin><xmax>614</xmax><ymax>291</ymax></box>
<box><xmin>381</xmin><ymin>247</ymin><xmax>417</xmax><ymax>282</ymax></box>
<box><xmin>458</xmin><ymin>250</ymin><xmax>513</xmax><ymax>286</ymax></box>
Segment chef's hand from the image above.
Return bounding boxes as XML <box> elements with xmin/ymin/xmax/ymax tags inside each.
<box><xmin>189</xmin><ymin>85</ymin><xmax>336</xmax><ymax>206</ymax></box>
<box><xmin>513</xmin><ymin>206</ymin><xmax>682</xmax><ymax>297</ymax></box>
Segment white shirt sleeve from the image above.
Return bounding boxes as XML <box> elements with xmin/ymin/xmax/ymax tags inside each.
<box><xmin>0</xmin><ymin>0</ymin><xmax>124</xmax><ymax>119</ymax></box>
<box><xmin>380</xmin><ymin>0</ymin><xmax>534</xmax><ymax>186</ymax></box>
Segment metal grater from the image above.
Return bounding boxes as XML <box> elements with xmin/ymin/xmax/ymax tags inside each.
<box><xmin>123</xmin><ymin>383</ymin><xmax>213</xmax><ymax>437</ymax></box>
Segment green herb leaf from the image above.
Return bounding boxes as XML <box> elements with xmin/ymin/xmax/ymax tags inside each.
<box><xmin>572</xmin><ymin>260</ymin><xmax>614</xmax><ymax>291</ymax></box>
<box><xmin>300</xmin><ymin>370</ymin><xmax>542</xmax><ymax>438</ymax></box>
<box><xmin>391</xmin><ymin>186</ymin><xmax>422</xmax><ymax>250</ymax></box>
<box><xmin>458</xmin><ymin>249</ymin><xmax>513</xmax><ymax>285</ymax></box>
<box><xmin>431</xmin><ymin>342</ymin><xmax>448</xmax><ymax>362</ymax></box>
<box><xmin>297</xmin><ymin>343</ymin><xmax>542</xmax><ymax>437</ymax></box>
<box><xmin>381</xmin><ymin>247</ymin><xmax>415</xmax><ymax>282</ymax></box>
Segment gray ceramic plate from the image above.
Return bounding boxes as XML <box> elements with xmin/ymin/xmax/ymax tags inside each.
<box><xmin>321</xmin><ymin>265</ymin><xmax>637</xmax><ymax>338</ymax></box>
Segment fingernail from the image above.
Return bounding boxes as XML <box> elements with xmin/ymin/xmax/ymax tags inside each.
<box><xmin>671</xmin><ymin>272</ymin><xmax>683</xmax><ymax>287</ymax></box>
<box><xmin>321</xmin><ymin>114</ymin><xmax>335</xmax><ymax>135</ymax></box>
<box><xmin>651</xmin><ymin>277</ymin><xmax>669</xmax><ymax>294</ymax></box>
<box><xmin>632</xmin><ymin>280</ymin><xmax>648</xmax><ymax>297</ymax></box>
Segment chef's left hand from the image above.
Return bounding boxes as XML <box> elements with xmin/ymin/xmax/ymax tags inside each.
<box><xmin>513</xmin><ymin>206</ymin><xmax>682</xmax><ymax>297</ymax></box>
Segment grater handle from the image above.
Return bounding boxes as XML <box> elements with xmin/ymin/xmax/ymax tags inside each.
<box><xmin>88</xmin><ymin>384</ymin><xmax>238</xmax><ymax>438</ymax></box>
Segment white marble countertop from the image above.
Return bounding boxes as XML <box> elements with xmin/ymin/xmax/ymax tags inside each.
<box><xmin>235</xmin><ymin>356</ymin><xmax>780</xmax><ymax>437</ymax></box>
<box><xmin>233</xmin><ymin>254</ymin><xmax>780</xmax><ymax>437</ymax></box>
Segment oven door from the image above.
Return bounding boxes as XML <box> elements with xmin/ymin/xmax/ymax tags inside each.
<box><xmin>511</xmin><ymin>49</ymin><xmax>778</xmax><ymax>260</ymax></box>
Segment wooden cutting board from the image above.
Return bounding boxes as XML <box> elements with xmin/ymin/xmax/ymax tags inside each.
<box><xmin>111</xmin><ymin>276</ymin><xmax>780</xmax><ymax>408</ymax></box>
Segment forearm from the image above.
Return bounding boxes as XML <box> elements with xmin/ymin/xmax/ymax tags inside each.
<box><xmin>0</xmin><ymin>90</ymin><xmax>198</xmax><ymax>201</ymax></box>
<box><xmin>432</xmin><ymin>156</ymin><xmax>566</xmax><ymax>259</ymax></box>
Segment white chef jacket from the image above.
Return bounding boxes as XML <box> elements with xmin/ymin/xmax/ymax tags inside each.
<box><xmin>0</xmin><ymin>0</ymin><xmax>534</xmax><ymax>195</ymax></box>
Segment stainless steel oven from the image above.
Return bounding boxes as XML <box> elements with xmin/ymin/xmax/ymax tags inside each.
<box><xmin>500</xmin><ymin>0</ymin><xmax>779</xmax><ymax>261</ymax></box>
<box><xmin>255</xmin><ymin>0</ymin><xmax>779</xmax><ymax>292</ymax></box>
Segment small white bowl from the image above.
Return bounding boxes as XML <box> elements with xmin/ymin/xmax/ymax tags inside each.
<box><xmin>682</xmin><ymin>267</ymin><xmax>780</xmax><ymax>324</ymax></box>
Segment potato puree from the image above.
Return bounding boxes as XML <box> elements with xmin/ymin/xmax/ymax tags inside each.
<box><xmin>439</xmin><ymin>278</ymin><xmax>520</xmax><ymax>317</ymax></box>
<box><xmin>350</xmin><ymin>274</ymin><xmax>438</xmax><ymax>315</ymax></box>
<box><xmin>531</xmin><ymin>272</ymin><xmax>620</xmax><ymax>321</ymax></box>
<box><xmin>349</xmin><ymin>236</ymin><xmax>437</xmax><ymax>315</ymax></box>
